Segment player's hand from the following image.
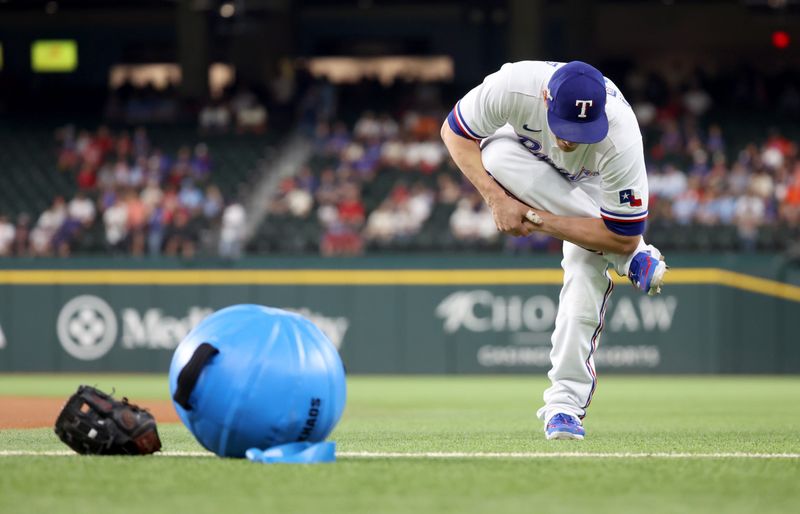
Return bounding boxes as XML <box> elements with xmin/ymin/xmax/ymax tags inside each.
<box><xmin>488</xmin><ymin>194</ymin><xmax>541</xmax><ymax>237</ymax></box>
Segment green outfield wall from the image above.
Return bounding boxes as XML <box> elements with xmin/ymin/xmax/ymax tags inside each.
<box><xmin>1</xmin><ymin>255</ymin><xmax>799</xmax><ymax>374</ymax></box>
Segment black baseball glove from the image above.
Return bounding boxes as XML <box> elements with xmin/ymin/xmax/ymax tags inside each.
<box><xmin>54</xmin><ymin>385</ymin><xmax>162</xmax><ymax>455</ymax></box>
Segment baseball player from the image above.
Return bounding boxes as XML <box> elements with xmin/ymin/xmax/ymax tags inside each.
<box><xmin>440</xmin><ymin>60</ymin><xmax>667</xmax><ymax>440</ymax></box>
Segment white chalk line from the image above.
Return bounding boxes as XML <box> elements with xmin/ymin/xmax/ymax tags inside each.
<box><xmin>0</xmin><ymin>450</ymin><xmax>798</xmax><ymax>459</ymax></box>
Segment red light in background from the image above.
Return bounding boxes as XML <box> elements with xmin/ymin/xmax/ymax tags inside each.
<box><xmin>772</xmin><ymin>31</ymin><xmax>790</xmax><ymax>49</ymax></box>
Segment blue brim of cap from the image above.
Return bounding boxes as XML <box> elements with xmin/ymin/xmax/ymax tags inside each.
<box><xmin>547</xmin><ymin>110</ymin><xmax>609</xmax><ymax>144</ymax></box>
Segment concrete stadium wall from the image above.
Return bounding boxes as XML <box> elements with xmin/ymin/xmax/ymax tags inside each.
<box><xmin>1</xmin><ymin>255</ymin><xmax>799</xmax><ymax>374</ymax></box>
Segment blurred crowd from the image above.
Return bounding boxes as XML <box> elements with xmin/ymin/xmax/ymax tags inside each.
<box><xmin>646</xmin><ymin>128</ymin><xmax>799</xmax><ymax>250</ymax></box>
<box><xmin>262</xmin><ymin>109</ymin><xmax>494</xmax><ymax>256</ymax></box>
<box><xmin>0</xmin><ymin>126</ymin><xmax>247</xmax><ymax>258</ymax></box>
<box><xmin>2</xmin><ymin>62</ymin><xmax>799</xmax><ymax>259</ymax></box>
<box><xmin>625</xmin><ymin>65</ymin><xmax>800</xmax><ymax>251</ymax></box>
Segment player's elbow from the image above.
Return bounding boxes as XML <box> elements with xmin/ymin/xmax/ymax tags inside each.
<box><xmin>614</xmin><ymin>235</ymin><xmax>640</xmax><ymax>255</ymax></box>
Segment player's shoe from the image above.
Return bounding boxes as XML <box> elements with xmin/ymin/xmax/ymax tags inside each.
<box><xmin>544</xmin><ymin>413</ymin><xmax>585</xmax><ymax>440</ymax></box>
<box><xmin>628</xmin><ymin>251</ymin><xmax>667</xmax><ymax>296</ymax></box>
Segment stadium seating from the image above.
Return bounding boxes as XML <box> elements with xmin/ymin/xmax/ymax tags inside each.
<box><xmin>0</xmin><ymin>121</ymin><xmax>274</xmax><ymax>257</ymax></box>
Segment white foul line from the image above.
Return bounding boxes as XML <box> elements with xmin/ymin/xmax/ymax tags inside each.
<box><xmin>340</xmin><ymin>451</ymin><xmax>800</xmax><ymax>459</ymax></box>
<box><xmin>0</xmin><ymin>450</ymin><xmax>798</xmax><ymax>459</ymax></box>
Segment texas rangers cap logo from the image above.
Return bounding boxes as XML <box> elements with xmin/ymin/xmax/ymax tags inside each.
<box><xmin>619</xmin><ymin>189</ymin><xmax>642</xmax><ymax>207</ymax></box>
<box><xmin>575</xmin><ymin>100</ymin><xmax>593</xmax><ymax>118</ymax></box>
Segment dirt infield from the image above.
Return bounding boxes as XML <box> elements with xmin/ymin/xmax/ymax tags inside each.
<box><xmin>0</xmin><ymin>397</ymin><xmax>180</xmax><ymax>429</ymax></box>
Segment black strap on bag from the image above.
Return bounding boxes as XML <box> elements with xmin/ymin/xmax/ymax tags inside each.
<box><xmin>173</xmin><ymin>342</ymin><xmax>219</xmax><ymax>410</ymax></box>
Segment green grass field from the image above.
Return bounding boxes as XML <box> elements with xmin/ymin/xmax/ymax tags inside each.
<box><xmin>1</xmin><ymin>375</ymin><xmax>799</xmax><ymax>514</ymax></box>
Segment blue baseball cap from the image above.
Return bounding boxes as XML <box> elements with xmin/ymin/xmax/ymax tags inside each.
<box><xmin>546</xmin><ymin>61</ymin><xmax>609</xmax><ymax>144</ymax></box>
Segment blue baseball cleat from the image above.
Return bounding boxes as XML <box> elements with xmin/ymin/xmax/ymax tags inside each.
<box><xmin>545</xmin><ymin>413</ymin><xmax>585</xmax><ymax>440</ymax></box>
<box><xmin>628</xmin><ymin>251</ymin><xmax>667</xmax><ymax>296</ymax></box>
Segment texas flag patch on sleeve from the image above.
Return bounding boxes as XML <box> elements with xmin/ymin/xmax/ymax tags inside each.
<box><xmin>619</xmin><ymin>189</ymin><xmax>643</xmax><ymax>207</ymax></box>
<box><xmin>602</xmin><ymin>189</ymin><xmax>648</xmax><ymax>236</ymax></box>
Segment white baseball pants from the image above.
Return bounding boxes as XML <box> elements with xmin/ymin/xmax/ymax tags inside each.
<box><xmin>480</xmin><ymin>127</ymin><xmax>649</xmax><ymax>423</ymax></box>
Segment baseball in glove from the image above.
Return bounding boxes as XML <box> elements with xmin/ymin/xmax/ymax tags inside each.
<box><xmin>54</xmin><ymin>385</ymin><xmax>162</xmax><ymax>455</ymax></box>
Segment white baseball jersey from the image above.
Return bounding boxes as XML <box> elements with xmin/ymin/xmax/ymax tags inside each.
<box><xmin>446</xmin><ymin>60</ymin><xmax>649</xmax><ymax>236</ymax></box>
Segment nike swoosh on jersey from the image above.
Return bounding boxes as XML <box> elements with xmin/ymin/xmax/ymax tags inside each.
<box><xmin>522</xmin><ymin>124</ymin><xmax>542</xmax><ymax>132</ymax></box>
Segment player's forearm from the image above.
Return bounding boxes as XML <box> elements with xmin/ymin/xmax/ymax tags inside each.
<box><xmin>534</xmin><ymin>212</ymin><xmax>640</xmax><ymax>255</ymax></box>
<box><xmin>440</xmin><ymin>122</ymin><xmax>505</xmax><ymax>206</ymax></box>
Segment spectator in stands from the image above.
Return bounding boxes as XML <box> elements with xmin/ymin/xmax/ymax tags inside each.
<box><xmin>178</xmin><ymin>178</ymin><xmax>204</xmax><ymax>214</ymax></box>
<box><xmin>30</xmin><ymin>196</ymin><xmax>67</xmax><ymax>256</ymax></box>
<box><xmin>695</xmin><ymin>186</ymin><xmax>733</xmax><ymax>226</ymax></box>
<box><xmin>315</xmin><ymin>169</ymin><xmax>340</xmax><ymax>206</ymax></box>
<box><xmin>750</xmin><ymin>168</ymin><xmax>775</xmax><ymax>203</ymax></box>
<box><xmin>649</xmin><ymin>164</ymin><xmax>688</xmax><ymax>201</ymax></box>
<box><xmin>192</xmin><ymin>143</ymin><xmax>212</xmax><ymax>183</ymax></box>
<box><xmin>380</xmin><ymin>132</ymin><xmax>407</xmax><ymax>167</ymax></box>
<box><xmin>140</xmin><ymin>178</ymin><xmax>164</xmax><ymax>213</ymax></box>
<box><xmin>219</xmin><ymin>202</ymin><xmax>246</xmax><ymax>259</ymax></box>
<box><xmin>735</xmin><ymin>185</ymin><xmax>767</xmax><ymax>252</ymax></box>
<box><xmin>436</xmin><ymin>174</ymin><xmax>462</xmax><ymax>205</ymax></box>
<box><xmin>55</xmin><ymin>125</ymin><xmax>78</xmax><ymax>171</ymax></box>
<box><xmin>199</xmin><ymin>99</ymin><xmax>232</xmax><ymax>134</ymax></box>
<box><xmin>378</xmin><ymin>113</ymin><xmax>399</xmax><ymax>140</ymax></box>
<box><xmin>133</xmin><ymin>126</ymin><xmax>150</xmax><ymax>157</ymax></box>
<box><xmin>231</xmin><ymin>87</ymin><xmax>268</xmax><ymax>134</ymax></box>
<box><xmin>658</xmin><ymin>120</ymin><xmax>684</xmax><ymax>161</ymax></box>
<box><xmin>76</xmin><ymin>163</ymin><xmax>98</xmax><ymax>191</ymax></box>
<box><xmin>706</xmin><ymin>124</ymin><xmax>726</xmax><ymax>155</ymax></box>
<box><xmin>320</xmin><ymin>219</ymin><xmax>363</xmax><ymax>257</ymax></box>
<box><xmin>671</xmin><ymin>176</ymin><xmax>702</xmax><ymax>225</ymax></box>
<box><xmin>341</xmin><ymin>140</ymin><xmax>366</xmax><ymax>171</ymax></box>
<box><xmin>337</xmin><ymin>183</ymin><xmax>366</xmax><ymax>229</ymax></box>
<box><xmin>12</xmin><ymin>214</ymin><xmax>31</xmax><ymax>257</ymax></box>
<box><xmin>405</xmin><ymin>136</ymin><xmax>445</xmax><ymax>174</ymax></box>
<box><xmin>682</xmin><ymin>78</ymin><xmax>712</xmax><ymax>117</ymax></box>
<box><xmin>68</xmin><ymin>191</ymin><xmax>96</xmax><ymax>227</ymax></box>
<box><xmin>449</xmin><ymin>193</ymin><xmax>497</xmax><ymax>243</ymax></box>
<box><xmin>354</xmin><ymin>111</ymin><xmax>381</xmax><ymax>140</ymax></box>
<box><xmin>779</xmin><ymin>166</ymin><xmax>800</xmax><ymax>224</ymax></box>
<box><xmin>125</xmin><ymin>188</ymin><xmax>147</xmax><ymax>256</ymax></box>
<box><xmin>203</xmin><ymin>185</ymin><xmax>225</xmax><ymax>221</ymax></box>
<box><xmin>363</xmin><ymin>183</ymin><xmax>416</xmax><ymax>245</ymax></box>
<box><xmin>164</xmin><ymin>209</ymin><xmax>196</xmax><ymax>258</ymax></box>
<box><xmin>113</xmin><ymin>158</ymin><xmax>131</xmax><ymax>187</ymax></box>
<box><xmin>38</xmin><ymin>192</ymin><xmax>97</xmax><ymax>257</ymax></box>
<box><xmin>323</xmin><ymin>122</ymin><xmax>351</xmax><ymax>156</ymax></box>
<box><xmin>269</xmin><ymin>177</ymin><xmax>313</xmax><ymax>219</ymax></box>
<box><xmin>52</xmin><ymin>217</ymin><xmax>83</xmax><ymax>257</ymax></box>
<box><xmin>406</xmin><ymin>182</ymin><xmax>435</xmax><ymax>232</ymax></box>
<box><xmin>318</xmin><ymin>182</ymin><xmax>364</xmax><ymax>257</ymax></box>
<box><xmin>294</xmin><ymin>166</ymin><xmax>317</xmax><ymax>194</ymax></box>
<box><xmin>169</xmin><ymin>146</ymin><xmax>193</xmax><ymax>187</ymax></box>
<box><xmin>128</xmin><ymin>155</ymin><xmax>147</xmax><ymax>189</ymax></box>
<box><xmin>286</xmin><ymin>181</ymin><xmax>314</xmax><ymax>218</ymax></box>
<box><xmin>103</xmin><ymin>197</ymin><xmax>129</xmax><ymax>252</ymax></box>
<box><xmin>147</xmin><ymin>203</ymin><xmax>166</xmax><ymax>256</ymax></box>
<box><xmin>0</xmin><ymin>215</ymin><xmax>14</xmax><ymax>257</ymax></box>
<box><xmin>363</xmin><ymin>199</ymin><xmax>399</xmax><ymax>244</ymax></box>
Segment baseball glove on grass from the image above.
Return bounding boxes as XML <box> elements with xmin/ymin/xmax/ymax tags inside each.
<box><xmin>54</xmin><ymin>385</ymin><xmax>162</xmax><ymax>455</ymax></box>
